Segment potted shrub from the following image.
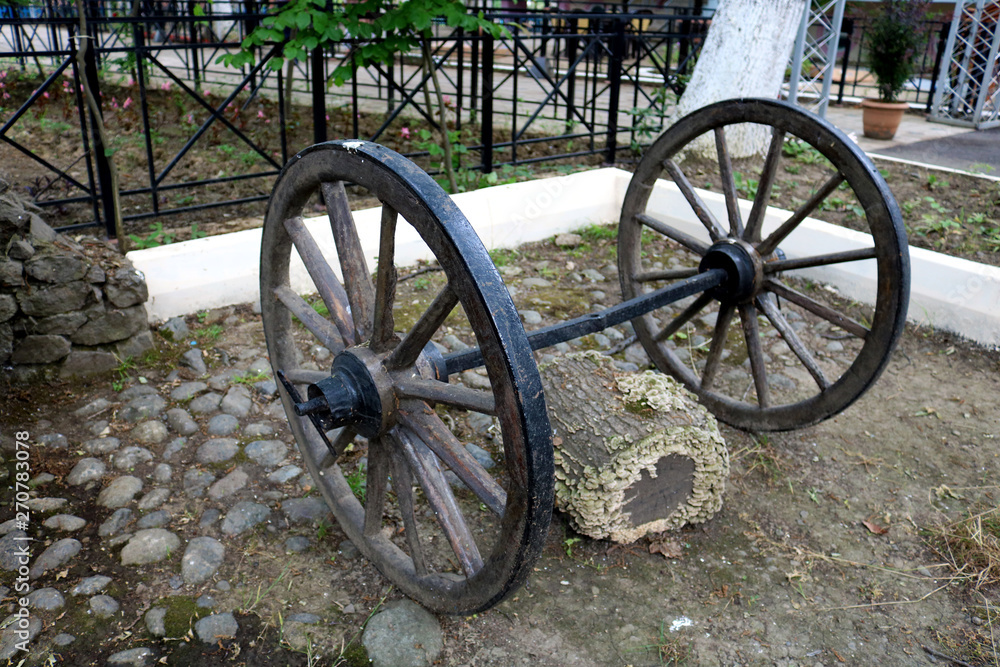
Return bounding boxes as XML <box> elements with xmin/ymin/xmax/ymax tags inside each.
<box><xmin>861</xmin><ymin>0</ymin><xmax>929</xmax><ymax>139</ymax></box>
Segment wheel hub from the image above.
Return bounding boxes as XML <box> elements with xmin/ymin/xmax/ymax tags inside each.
<box><xmin>698</xmin><ymin>239</ymin><xmax>763</xmax><ymax>303</ymax></box>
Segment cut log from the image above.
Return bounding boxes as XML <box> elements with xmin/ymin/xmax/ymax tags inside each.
<box><xmin>539</xmin><ymin>352</ymin><xmax>728</xmax><ymax>543</ymax></box>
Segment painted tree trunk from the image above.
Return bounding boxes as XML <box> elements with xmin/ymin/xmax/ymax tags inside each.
<box><xmin>539</xmin><ymin>352</ymin><xmax>729</xmax><ymax>543</ymax></box>
<box><xmin>674</xmin><ymin>0</ymin><xmax>807</xmax><ymax>157</ymax></box>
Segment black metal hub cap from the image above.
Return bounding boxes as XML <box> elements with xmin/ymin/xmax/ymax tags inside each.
<box><xmin>698</xmin><ymin>239</ymin><xmax>763</xmax><ymax>304</ymax></box>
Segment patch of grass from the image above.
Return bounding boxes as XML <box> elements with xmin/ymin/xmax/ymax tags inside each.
<box><xmin>630</xmin><ymin>621</ymin><xmax>691</xmax><ymax>665</ymax></box>
<box><xmin>234</xmin><ymin>370</ymin><xmax>269</xmax><ymax>385</ymax></box>
<box><xmin>489</xmin><ymin>247</ymin><xmax>518</xmax><ymax>268</ymax></box>
<box><xmin>578</xmin><ymin>223</ymin><xmax>617</xmax><ymax>243</ymax></box>
<box><xmin>928</xmin><ymin>503</ymin><xmax>1000</xmax><ymax>590</ymax></box>
<box><xmin>346</xmin><ymin>468</ymin><xmax>366</xmax><ymax>503</ymax></box>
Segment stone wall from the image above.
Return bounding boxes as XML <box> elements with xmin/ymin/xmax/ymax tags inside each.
<box><xmin>1</xmin><ymin>186</ymin><xmax>153</xmax><ymax>384</ymax></box>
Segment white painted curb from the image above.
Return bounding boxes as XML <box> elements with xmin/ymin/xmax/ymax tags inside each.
<box><xmin>128</xmin><ymin>168</ymin><xmax>1000</xmax><ymax>347</ymax></box>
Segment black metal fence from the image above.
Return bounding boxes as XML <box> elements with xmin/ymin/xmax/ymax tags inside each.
<box><xmin>0</xmin><ymin>3</ymin><xmax>710</xmax><ymax>235</ymax></box>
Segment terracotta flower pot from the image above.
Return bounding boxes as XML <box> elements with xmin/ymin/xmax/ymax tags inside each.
<box><xmin>861</xmin><ymin>99</ymin><xmax>908</xmax><ymax>140</ymax></box>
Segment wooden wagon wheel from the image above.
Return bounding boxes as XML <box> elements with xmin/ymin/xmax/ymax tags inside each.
<box><xmin>619</xmin><ymin>98</ymin><xmax>910</xmax><ymax>432</ymax></box>
<box><xmin>260</xmin><ymin>141</ymin><xmax>554</xmax><ymax>614</ymax></box>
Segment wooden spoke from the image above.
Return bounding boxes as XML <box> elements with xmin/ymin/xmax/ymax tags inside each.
<box><xmin>385</xmin><ymin>445</ymin><xmax>428</xmax><ymax>576</ymax></box>
<box><xmin>283</xmin><ymin>369</ymin><xmax>330</xmax><ymax>384</ymax></box>
<box><xmin>743</xmin><ymin>128</ymin><xmax>786</xmax><ymax>243</ymax></box>
<box><xmin>700</xmin><ymin>303</ymin><xmax>736</xmax><ymax>391</ymax></box>
<box><xmin>714</xmin><ymin>126</ymin><xmax>744</xmax><ymax>237</ymax></box>
<box><xmin>364</xmin><ymin>440</ymin><xmax>391</xmax><ymax>536</ymax></box>
<box><xmin>636</xmin><ymin>212</ymin><xmax>710</xmax><ymax>256</ymax></box>
<box><xmin>738</xmin><ymin>302</ymin><xmax>770</xmax><ymax>408</ymax></box>
<box><xmin>764</xmin><ymin>247</ymin><xmax>877</xmax><ymax>274</ymax></box>
<box><xmin>371</xmin><ymin>204</ymin><xmax>399</xmax><ymax>354</ymax></box>
<box><xmin>662</xmin><ymin>158</ymin><xmax>727</xmax><ymax>242</ymax></box>
<box><xmin>757</xmin><ymin>173</ymin><xmax>846</xmax><ymax>256</ymax></box>
<box><xmin>322</xmin><ymin>181</ymin><xmax>375</xmax><ymax>340</ymax></box>
<box><xmin>654</xmin><ymin>292</ymin><xmax>714</xmax><ymax>343</ymax></box>
<box><xmin>401</xmin><ymin>405</ymin><xmax>507</xmax><ymax>516</ymax></box>
<box><xmin>395</xmin><ymin>377</ymin><xmax>496</xmax><ymax>415</ymax></box>
<box><xmin>319</xmin><ymin>428</ymin><xmax>357</xmax><ymax>469</ymax></box>
<box><xmin>633</xmin><ymin>267</ymin><xmax>699</xmax><ymax>283</ymax></box>
<box><xmin>283</xmin><ymin>215</ymin><xmax>354</xmax><ymax>346</ymax></box>
<box><xmin>756</xmin><ymin>294</ymin><xmax>830</xmax><ymax>391</ymax></box>
<box><xmin>273</xmin><ymin>285</ymin><xmax>344</xmax><ymax>352</ymax></box>
<box><xmin>395</xmin><ymin>427</ymin><xmax>484</xmax><ymax>576</ymax></box>
<box><xmin>386</xmin><ymin>284</ymin><xmax>459</xmax><ymax>370</ymax></box>
<box><xmin>764</xmin><ymin>279</ymin><xmax>869</xmax><ymax>339</ymax></box>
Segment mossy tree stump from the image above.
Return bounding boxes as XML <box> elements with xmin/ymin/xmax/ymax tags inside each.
<box><xmin>539</xmin><ymin>352</ymin><xmax>728</xmax><ymax>543</ymax></box>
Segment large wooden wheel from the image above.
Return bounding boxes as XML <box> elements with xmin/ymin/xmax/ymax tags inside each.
<box><xmin>260</xmin><ymin>141</ymin><xmax>554</xmax><ymax>614</ymax></box>
<box><xmin>619</xmin><ymin>99</ymin><xmax>910</xmax><ymax>432</ymax></box>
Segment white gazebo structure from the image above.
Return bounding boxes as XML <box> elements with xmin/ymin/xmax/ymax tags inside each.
<box><xmin>930</xmin><ymin>0</ymin><xmax>1000</xmax><ymax>128</ymax></box>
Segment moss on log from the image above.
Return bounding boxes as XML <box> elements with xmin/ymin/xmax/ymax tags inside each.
<box><xmin>539</xmin><ymin>352</ymin><xmax>728</xmax><ymax>543</ymax></box>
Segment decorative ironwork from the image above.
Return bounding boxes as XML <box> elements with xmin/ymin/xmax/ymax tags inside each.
<box><xmin>787</xmin><ymin>0</ymin><xmax>847</xmax><ymax>118</ymax></box>
<box><xmin>930</xmin><ymin>0</ymin><xmax>1000</xmax><ymax>129</ymax></box>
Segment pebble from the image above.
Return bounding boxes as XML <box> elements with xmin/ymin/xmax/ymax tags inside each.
<box><xmin>288</xmin><ymin>612</ymin><xmax>321</xmax><ymax>624</ymax></box>
<box><xmin>74</xmin><ymin>397</ymin><xmax>112</xmax><ymax>417</ymax></box>
<box><xmin>195</xmin><ymin>613</ymin><xmax>239</xmax><ymax>643</ymax></box>
<box><xmin>182</xmin><ymin>536</ymin><xmax>226</xmax><ymax>584</ymax></box>
<box><xmin>189</xmin><ymin>392</ymin><xmax>223</xmax><ymax>415</ymax></box>
<box><xmin>53</xmin><ymin>633</ymin><xmax>75</xmax><ymax>646</ymax></box>
<box><xmin>165</xmin><ymin>408</ymin><xmax>199</xmax><ymax>436</ymax></box>
<box><xmin>215</xmin><ymin>580</ymin><xmax>231</xmax><ymax>591</ymax></box>
<box><xmin>285</xmin><ymin>536</ymin><xmax>311</xmax><ymax>553</ymax></box>
<box><xmin>245</xmin><ymin>439</ymin><xmax>287</xmax><ymax>468</ymax></box>
<box><xmin>247</xmin><ymin>358</ymin><xmax>271</xmax><ymax>374</ymax></box>
<box><xmin>196</xmin><ymin>594</ymin><xmax>217</xmax><ymax>609</ymax></box>
<box><xmin>207</xmin><ymin>413</ymin><xmax>241</xmax><ymax>436</ymax></box>
<box><xmin>581</xmin><ymin>268</ymin><xmax>606</xmax><ymax>282</ymax></box>
<box><xmin>153</xmin><ymin>463</ymin><xmax>173</xmax><ymax>484</ymax></box>
<box><xmin>67</xmin><ymin>458</ymin><xmax>106</xmax><ymax>486</ymax></box>
<box><xmin>338</xmin><ymin>539</ymin><xmax>361</xmax><ymax>560</ymax></box>
<box><xmin>196</xmin><ymin>438</ymin><xmax>240</xmax><ymax>464</ymax></box>
<box><xmin>137</xmin><ymin>510</ymin><xmax>171</xmax><ymax>529</ymax></box>
<box><xmin>113</xmin><ymin>446</ymin><xmax>155</xmax><ymax>470</ymax></box>
<box><xmin>221</xmin><ymin>501</ymin><xmax>271</xmax><ymax>536</ymax></box>
<box><xmin>26</xmin><ymin>497</ymin><xmax>68</xmax><ymax>512</ymax></box>
<box><xmin>120</xmin><ymin>385</ymin><xmax>157</xmax><ymax>400</ymax></box>
<box><xmin>183</xmin><ymin>469</ymin><xmax>216</xmax><ymax>497</ymax></box>
<box><xmin>146</xmin><ymin>608</ymin><xmax>167</xmax><ymax>637</ymax></box>
<box><xmin>268</xmin><ymin>465</ymin><xmax>302</xmax><ymax>484</ymax></box>
<box><xmin>159</xmin><ymin>316</ymin><xmax>189</xmax><ymax>340</ymax></box>
<box><xmin>43</xmin><ymin>514</ymin><xmax>87</xmax><ymax>532</ymax></box>
<box><xmin>0</xmin><ymin>616</ymin><xmax>41</xmax><ymax>661</ymax></box>
<box><xmin>98</xmin><ymin>508</ymin><xmax>134</xmax><ymax>537</ymax></box>
<box><xmin>554</xmin><ymin>232</ymin><xmax>583</xmax><ymax>247</ymax></box>
<box><xmin>97</xmin><ymin>476</ymin><xmax>144</xmax><ymax>508</ymax></box>
<box><xmin>221</xmin><ymin>386</ymin><xmax>253</xmax><ymax>418</ymax></box>
<box><xmin>107</xmin><ymin>647</ymin><xmax>154</xmax><ymax>666</ymax></box>
<box><xmin>521</xmin><ymin>277</ymin><xmax>552</xmax><ymax>288</ymax></box>
<box><xmin>520</xmin><ymin>310</ymin><xmax>543</xmax><ymax>325</ymax></box>
<box><xmin>208</xmin><ymin>468</ymin><xmax>249</xmax><ymax>500</ymax></box>
<box><xmin>84</xmin><ymin>436</ymin><xmax>121</xmax><ymax>455</ymax></box>
<box><xmin>171</xmin><ymin>381</ymin><xmax>209</xmax><ymax>401</ymax></box>
<box><xmin>90</xmin><ymin>420</ymin><xmax>110</xmax><ymax>436</ymax></box>
<box><xmin>28</xmin><ymin>588</ymin><xmax>65</xmax><ymax>610</ymax></box>
<box><xmin>162</xmin><ymin>437</ymin><xmax>188</xmax><ymax>460</ymax></box>
<box><xmin>121</xmin><ymin>529</ymin><xmax>181</xmax><ymax>565</ymax></box>
<box><xmin>90</xmin><ymin>594</ymin><xmax>120</xmax><ymax>617</ymax></box>
<box><xmin>71</xmin><ymin>575</ymin><xmax>112</xmax><ymax>596</ymax></box>
<box><xmin>244</xmin><ymin>423</ymin><xmax>275</xmax><ymax>438</ymax></box>
<box><xmin>254</xmin><ymin>379</ymin><xmax>278</xmax><ymax>396</ymax></box>
<box><xmin>120</xmin><ymin>395</ymin><xmax>167</xmax><ymax>423</ymax></box>
<box><xmin>465</xmin><ymin>443</ymin><xmax>496</xmax><ymax>470</ymax></box>
<box><xmin>362</xmin><ymin>600</ymin><xmax>444</xmax><ymax>667</ymax></box>
<box><xmin>29</xmin><ymin>538</ymin><xmax>82</xmax><ymax>579</ymax></box>
<box><xmin>181</xmin><ymin>348</ymin><xmax>208</xmax><ymax>375</ymax></box>
<box><xmin>281</xmin><ymin>497</ymin><xmax>330</xmax><ymax>524</ymax></box>
<box><xmin>208</xmin><ymin>370</ymin><xmax>239</xmax><ymax>391</ymax></box>
<box><xmin>132</xmin><ymin>421</ymin><xmax>169</xmax><ymax>444</ymax></box>
<box><xmin>38</xmin><ymin>433</ymin><xmax>69</xmax><ymax>449</ymax></box>
<box><xmin>200</xmin><ymin>508</ymin><xmax>221</xmax><ymax>529</ymax></box>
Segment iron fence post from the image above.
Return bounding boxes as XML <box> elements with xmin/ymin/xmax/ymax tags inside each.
<box><xmin>83</xmin><ymin>24</ymin><xmax>117</xmax><ymax>237</ymax></box>
<box><xmin>481</xmin><ymin>32</ymin><xmax>494</xmax><ymax>174</ymax></box>
<box><xmin>604</xmin><ymin>18</ymin><xmax>625</xmax><ymax>165</ymax></box>
<box><xmin>565</xmin><ymin>17</ymin><xmax>578</xmax><ymax>132</ymax></box>
<box><xmin>312</xmin><ymin>47</ymin><xmax>327</xmax><ymax>143</ymax></box>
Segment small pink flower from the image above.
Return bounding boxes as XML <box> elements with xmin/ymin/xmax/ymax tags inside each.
<box><xmin>160</xmin><ymin>81</ymin><xmax>170</xmax><ymax>91</ymax></box>
<box><xmin>111</xmin><ymin>96</ymin><xmax>119</xmax><ymax>109</ymax></box>
<box><xmin>400</xmin><ymin>127</ymin><xmax>411</xmax><ymax>139</ymax></box>
<box><xmin>128</xmin><ymin>78</ymin><xmax>136</xmax><ymax>87</ymax></box>
<box><xmin>186</xmin><ymin>112</ymin><xmax>195</xmax><ymax>124</ymax></box>
<box><xmin>42</xmin><ymin>92</ymin><xmax>49</xmax><ymax>99</ymax></box>
<box><xmin>123</xmin><ymin>97</ymin><xmax>132</xmax><ymax>109</ymax></box>
<box><xmin>325</xmin><ymin>114</ymin><xmax>329</xmax><ymax>121</ymax></box>
<box><xmin>257</xmin><ymin>109</ymin><xmax>265</xmax><ymax>119</ymax></box>
<box><xmin>443</xmin><ymin>95</ymin><xmax>453</xmax><ymax>108</ymax></box>
<box><xmin>203</xmin><ymin>87</ymin><xmax>211</xmax><ymax>96</ymax></box>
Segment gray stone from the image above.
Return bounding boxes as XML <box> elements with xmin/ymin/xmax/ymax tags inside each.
<box><xmin>137</xmin><ymin>487</ymin><xmax>171</xmax><ymax>511</ymax></box>
<box><xmin>466</xmin><ymin>412</ymin><xmax>494</xmax><ymax>435</ymax></box>
<box><xmin>207</xmin><ymin>369</ymin><xmax>239</xmax><ymax>391</ymax></box>
<box><xmin>0</xmin><ymin>521</ymin><xmax>16</xmax><ymax>536</ymax></box>
<box><xmin>71</xmin><ymin>305</ymin><xmax>147</xmax><ymax>345</ymax></box>
<box><xmin>281</xmin><ymin>497</ymin><xmax>331</xmax><ymax>525</ymax></box>
<box><xmin>146</xmin><ymin>607</ymin><xmax>167</xmax><ymax>637</ymax></box>
<box><xmin>11</xmin><ymin>334</ymin><xmax>71</xmax><ymax>363</ymax></box>
<box><xmin>171</xmin><ymin>381</ymin><xmax>208</xmax><ymax>401</ymax></box>
<box><xmin>220</xmin><ymin>386</ymin><xmax>252</xmax><ymax>418</ymax></box>
<box><xmin>153</xmin><ymin>463</ymin><xmax>172</xmax><ymax>484</ymax></box>
<box><xmin>84</xmin><ymin>436</ymin><xmax>120</xmax><ymax>455</ymax></box>
<box><xmin>521</xmin><ymin>277</ymin><xmax>552</xmax><ymax>288</ymax></box>
<box><xmin>581</xmin><ymin>268</ymin><xmax>606</xmax><ymax>282</ymax></box>
<box><xmin>245</xmin><ymin>439</ymin><xmax>286</xmax><ymax>468</ymax></box>
<box><xmin>120</xmin><ymin>394</ymin><xmax>167</xmax><ymax>423</ymax></box>
<box><xmin>158</xmin><ymin>316</ymin><xmax>189</xmax><ymax>341</ymax></box>
<box><xmin>288</xmin><ymin>613</ymin><xmax>321</xmax><ymax>624</ymax></box>
<box><xmin>97</xmin><ymin>476</ymin><xmax>143</xmax><ymax>508</ymax></box>
<box><xmin>0</xmin><ymin>530</ymin><xmax>27</xmax><ymax>570</ymax></box>
<box><xmin>132</xmin><ymin>421</ymin><xmax>168</xmax><ymax>445</ymax></box>
<box><xmin>196</xmin><ymin>594</ymin><xmax>217</xmax><ymax>609</ymax></box>
<box><xmin>137</xmin><ymin>510</ymin><xmax>171</xmax><ymax>529</ymax></box>
<box><xmin>0</xmin><ymin>615</ymin><xmax>41</xmax><ymax>661</ymax></box>
<box><xmin>115</xmin><ymin>330</ymin><xmax>154</xmax><ymax>360</ymax></box>
<box><xmin>181</xmin><ymin>348</ymin><xmax>207</xmax><ymax>375</ymax></box>
<box><xmin>66</xmin><ymin>458</ymin><xmax>107</xmax><ymax>488</ymax></box>
<box><xmin>8</xmin><ymin>237</ymin><xmax>34</xmax><ymax>260</ymax></box>
<box><xmin>464</xmin><ymin>443</ymin><xmax>496</xmax><ymax>470</ymax></box>
<box><xmin>362</xmin><ymin>600</ymin><xmax>443</xmax><ymax>667</ymax></box>
<box><xmin>254</xmin><ymin>379</ymin><xmax>277</xmax><ymax>397</ymax></box>
<box><xmin>24</xmin><ymin>254</ymin><xmax>87</xmax><ymax>283</ymax></box>
<box><xmin>221</xmin><ymin>502</ymin><xmax>271</xmax><ymax>536</ymax></box>
<box><xmin>106</xmin><ymin>268</ymin><xmax>149</xmax><ymax>308</ymax></box>
<box><xmin>0</xmin><ymin>322</ymin><xmax>10</xmax><ymax>363</ymax></box>
<box><xmin>0</xmin><ymin>294</ymin><xmax>16</xmax><ymax>322</ymax></box>
<box><xmin>90</xmin><ymin>594</ymin><xmax>120</xmax><ymax>617</ymax></box>
<box><xmin>27</xmin><ymin>587</ymin><xmax>64</xmax><ymax>610</ymax></box>
<box><xmin>86</xmin><ymin>264</ymin><xmax>105</xmax><ymax>283</ymax></box>
<box><xmin>208</xmin><ymin>468</ymin><xmax>249</xmax><ymax>500</ymax></box>
<box><xmin>53</xmin><ymin>633</ymin><xmax>75</xmax><ymax>646</ymax></box>
<box><xmin>624</xmin><ymin>343</ymin><xmax>651</xmax><ymax>367</ymax></box>
<box><xmin>206</xmin><ymin>413</ymin><xmax>240</xmax><ymax>436</ymax></box>
<box><xmin>194</xmin><ymin>613</ymin><xmax>238</xmax><ymax>643</ymax></box>
<box><xmin>71</xmin><ymin>575</ymin><xmax>112</xmax><ymax>596</ymax></box>
<box><xmin>196</xmin><ymin>438</ymin><xmax>239</xmax><ymax>464</ymax></box>
<box><xmin>183</xmin><ymin>469</ymin><xmax>216</xmax><ymax>497</ymax></box>
<box><xmin>29</xmin><ymin>538</ymin><xmax>81</xmax><ymax>579</ymax></box>
<box><xmin>89</xmin><ymin>420</ymin><xmax>109</xmax><ymax>436</ymax></box>
<box><xmin>554</xmin><ymin>232</ymin><xmax>583</xmax><ymax>247</ymax></box>
<box><xmin>121</xmin><ymin>529</ymin><xmax>180</xmax><ymax>565</ymax></box>
<box><xmin>162</xmin><ymin>437</ymin><xmax>187</xmax><ymax>460</ymax></box>
<box><xmin>120</xmin><ymin>385</ymin><xmax>158</xmax><ymax>400</ymax></box>
<box><xmin>59</xmin><ymin>349</ymin><xmax>119</xmax><ymax>378</ymax></box>
<box><xmin>189</xmin><ymin>391</ymin><xmax>222</xmax><ymax>415</ymax></box>
<box><xmin>0</xmin><ymin>259</ymin><xmax>22</xmax><ymax>286</ymax></box>
<box><xmin>165</xmin><ymin>408</ymin><xmax>198</xmax><ymax>436</ymax></box>
<box><xmin>246</xmin><ymin>357</ymin><xmax>270</xmax><ymax>375</ymax></box>
<box><xmin>215</xmin><ymin>580</ymin><xmax>231</xmax><ymax>591</ymax></box>
<box><xmin>42</xmin><ymin>514</ymin><xmax>87</xmax><ymax>532</ymax></box>
<box><xmin>200</xmin><ymin>509</ymin><xmax>221</xmax><ymax>529</ymax></box>
<box><xmin>244</xmin><ymin>422</ymin><xmax>275</xmax><ymax>438</ymax></box>
<box><xmin>268</xmin><ymin>465</ymin><xmax>302</xmax><ymax>485</ymax></box>
<box><xmin>15</xmin><ymin>280</ymin><xmax>90</xmax><ymax>316</ymax></box>
<box><xmin>285</xmin><ymin>536</ymin><xmax>311</xmax><ymax>553</ymax></box>
<box><xmin>25</xmin><ymin>497</ymin><xmax>67</xmax><ymax>512</ymax></box>
<box><xmin>98</xmin><ymin>508</ymin><xmax>133</xmax><ymax>537</ymax></box>
<box><xmin>113</xmin><ymin>446</ymin><xmax>155</xmax><ymax>470</ymax></box>
<box><xmin>182</xmin><ymin>536</ymin><xmax>225</xmax><ymax>585</ymax></box>
<box><xmin>107</xmin><ymin>647</ymin><xmax>154</xmax><ymax>666</ymax></box>
<box><xmin>38</xmin><ymin>432</ymin><xmax>69</xmax><ymax>449</ymax></box>
<box><xmin>520</xmin><ymin>310</ymin><xmax>542</xmax><ymax>325</ymax></box>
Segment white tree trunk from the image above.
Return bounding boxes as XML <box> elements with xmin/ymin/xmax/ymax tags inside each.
<box><xmin>674</xmin><ymin>0</ymin><xmax>807</xmax><ymax>157</ymax></box>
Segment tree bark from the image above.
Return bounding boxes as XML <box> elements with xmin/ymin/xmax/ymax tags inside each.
<box><xmin>539</xmin><ymin>352</ymin><xmax>728</xmax><ymax>543</ymax></box>
<box><xmin>674</xmin><ymin>0</ymin><xmax>807</xmax><ymax>157</ymax></box>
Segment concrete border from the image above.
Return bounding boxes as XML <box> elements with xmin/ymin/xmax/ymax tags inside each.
<box><xmin>128</xmin><ymin>168</ymin><xmax>1000</xmax><ymax>347</ymax></box>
